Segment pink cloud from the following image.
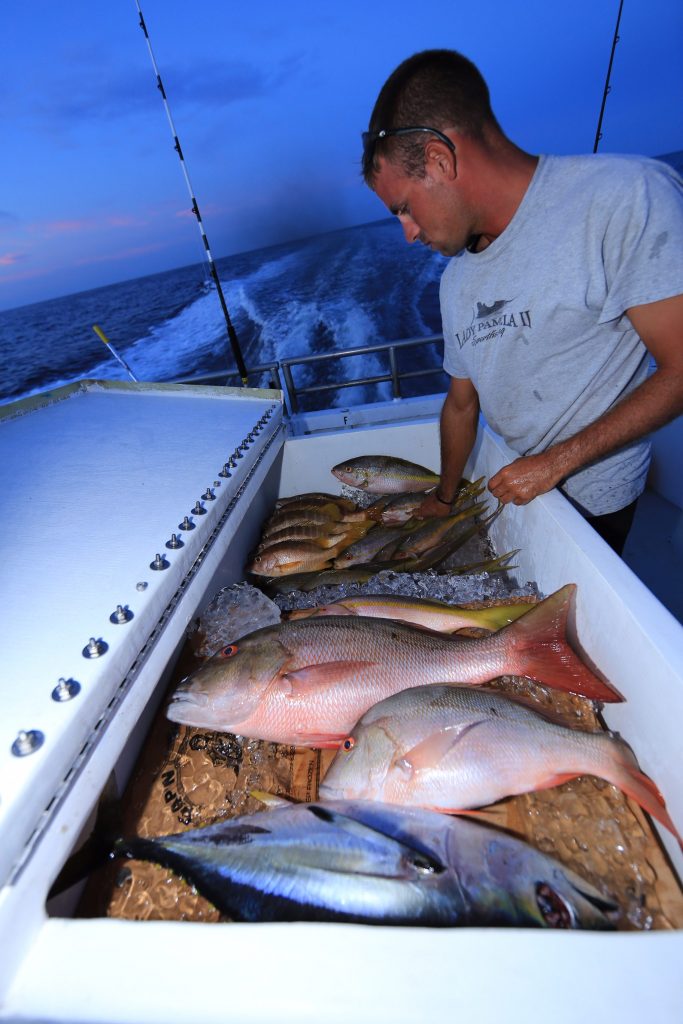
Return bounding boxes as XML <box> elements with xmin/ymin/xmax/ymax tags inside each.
<box><xmin>74</xmin><ymin>241</ymin><xmax>167</xmax><ymax>266</ymax></box>
<box><xmin>37</xmin><ymin>213</ymin><xmax>148</xmax><ymax>238</ymax></box>
<box><xmin>0</xmin><ymin>252</ymin><xmax>24</xmax><ymax>266</ymax></box>
<box><xmin>174</xmin><ymin>202</ymin><xmax>223</xmax><ymax>219</ymax></box>
<box><xmin>44</xmin><ymin>218</ymin><xmax>96</xmax><ymax>236</ymax></box>
<box><xmin>0</xmin><ymin>264</ymin><xmax>42</xmax><ymax>284</ymax></box>
<box><xmin>106</xmin><ymin>214</ymin><xmax>149</xmax><ymax>228</ymax></box>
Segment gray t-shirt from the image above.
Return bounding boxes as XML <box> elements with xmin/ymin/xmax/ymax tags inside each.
<box><xmin>441</xmin><ymin>153</ymin><xmax>683</xmax><ymax>515</ymax></box>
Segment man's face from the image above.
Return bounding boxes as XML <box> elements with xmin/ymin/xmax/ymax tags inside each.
<box><xmin>371</xmin><ymin>156</ymin><xmax>470</xmax><ymax>257</ymax></box>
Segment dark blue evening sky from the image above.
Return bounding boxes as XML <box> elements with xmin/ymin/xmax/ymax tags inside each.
<box><xmin>1</xmin><ymin>0</ymin><xmax>681</xmax><ymax>310</ymax></box>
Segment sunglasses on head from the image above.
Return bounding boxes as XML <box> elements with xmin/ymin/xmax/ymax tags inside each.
<box><xmin>362</xmin><ymin>126</ymin><xmax>456</xmax><ymax>161</ymax></box>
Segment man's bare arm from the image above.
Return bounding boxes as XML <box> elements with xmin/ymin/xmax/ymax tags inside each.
<box><xmin>488</xmin><ymin>293</ymin><xmax>683</xmax><ymax>505</ymax></box>
<box><xmin>419</xmin><ymin>375</ymin><xmax>480</xmax><ymax>517</ymax></box>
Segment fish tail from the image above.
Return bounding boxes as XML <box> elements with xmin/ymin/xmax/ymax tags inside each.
<box><xmin>605</xmin><ymin>739</ymin><xmax>682</xmax><ymax>846</ymax></box>
<box><xmin>505</xmin><ymin>584</ymin><xmax>623</xmax><ymax>702</ymax></box>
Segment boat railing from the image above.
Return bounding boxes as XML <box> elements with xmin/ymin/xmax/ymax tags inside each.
<box><xmin>174</xmin><ymin>333</ymin><xmax>447</xmax><ymax>414</ymax></box>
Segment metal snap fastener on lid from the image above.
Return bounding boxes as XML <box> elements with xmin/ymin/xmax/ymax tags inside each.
<box><xmin>83</xmin><ymin>637</ymin><xmax>108</xmax><ymax>659</ymax></box>
<box><xmin>52</xmin><ymin>678</ymin><xmax>81</xmax><ymax>702</ymax></box>
<box><xmin>110</xmin><ymin>605</ymin><xmax>133</xmax><ymax>624</ymax></box>
<box><xmin>11</xmin><ymin>730</ymin><xmax>44</xmax><ymax>757</ymax></box>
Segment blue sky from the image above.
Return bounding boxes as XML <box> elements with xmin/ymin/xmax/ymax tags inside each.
<box><xmin>1</xmin><ymin>0</ymin><xmax>681</xmax><ymax>311</ymax></box>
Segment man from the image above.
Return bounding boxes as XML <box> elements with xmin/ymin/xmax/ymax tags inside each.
<box><xmin>362</xmin><ymin>49</ymin><xmax>683</xmax><ymax>554</ymax></box>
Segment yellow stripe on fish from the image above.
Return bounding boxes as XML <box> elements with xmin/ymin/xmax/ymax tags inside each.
<box><xmin>286</xmin><ymin>593</ymin><xmax>536</xmax><ymax>632</ymax></box>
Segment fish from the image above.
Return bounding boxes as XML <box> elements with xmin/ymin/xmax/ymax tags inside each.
<box><xmin>247</xmin><ymin>537</ymin><xmax>353</xmax><ymax>576</ymax></box>
<box><xmin>331</xmin><ymin>455</ymin><xmax>440</xmax><ymax>494</ymax></box>
<box><xmin>167</xmin><ymin>585</ymin><xmax>623</xmax><ymax>747</ymax></box>
<box><xmin>378</xmin><ymin>491</ymin><xmax>430</xmax><ymax>524</ymax></box>
<box><xmin>259</xmin><ymin>565</ymin><xmax>384</xmax><ymax>595</ymax></box>
<box><xmin>319</xmin><ymin>684</ymin><xmax>681</xmax><ymax>846</ymax></box>
<box><xmin>449</xmin><ymin>551</ymin><xmax>520</xmax><ymax>575</ymax></box>
<box><xmin>257</xmin><ymin>521</ymin><xmax>368</xmax><ymax>551</ymax></box>
<box><xmin>275</xmin><ymin>493</ymin><xmax>358</xmax><ymax>512</ymax></box>
<box><xmin>391</xmin><ymin>503</ymin><xmax>487</xmax><ymax>560</ymax></box>
<box><xmin>109</xmin><ymin>799</ymin><xmax>618</xmax><ymax>927</ymax></box>
<box><xmin>286</xmin><ymin>593</ymin><xmax>537</xmax><ymax>633</ymax></box>
<box><xmin>261</xmin><ymin>506</ymin><xmax>349</xmax><ymax>536</ymax></box>
<box><xmin>332</xmin><ymin>524</ymin><xmax>410</xmax><ymax>567</ymax></box>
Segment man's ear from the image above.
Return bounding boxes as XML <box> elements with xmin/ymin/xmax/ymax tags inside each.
<box><xmin>425</xmin><ymin>139</ymin><xmax>457</xmax><ymax>179</ymax></box>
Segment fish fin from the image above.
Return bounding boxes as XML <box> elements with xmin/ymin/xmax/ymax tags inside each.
<box><xmin>365</xmin><ymin>497</ymin><xmax>391</xmax><ymax>521</ymax></box>
<box><xmin>531</xmin><ymin>771</ymin><xmax>583</xmax><ymax>791</ymax></box>
<box><xmin>398</xmin><ymin>721</ymin><xmax>486</xmax><ymax>775</ymax></box>
<box><xmin>605</xmin><ymin>745</ymin><xmax>683</xmax><ymax>847</ymax></box>
<box><xmin>474</xmin><ymin>685</ymin><xmax>588</xmax><ymax>730</ymax></box>
<box><xmin>279</xmin><ymin>661</ymin><xmax>374</xmax><ymax>697</ymax></box>
<box><xmin>306</xmin><ymin>804</ymin><xmax>444</xmax><ymax>874</ymax></box>
<box><xmin>429</xmin><ymin>807</ymin><xmax>491</xmax><ymax>818</ymax></box>
<box><xmin>47</xmin><ymin>789</ymin><xmax>123</xmax><ymax>899</ymax></box>
<box><xmin>299</xmin><ymin>732</ymin><xmax>349</xmax><ymax>748</ymax></box>
<box><xmin>504</xmin><ymin>584</ymin><xmax>624</xmax><ymax>703</ymax></box>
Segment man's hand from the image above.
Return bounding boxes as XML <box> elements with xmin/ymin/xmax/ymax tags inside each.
<box><xmin>488</xmin><ymin>450</ymin><xmax>565</xmax><ymax>505</ymax></box>
<box><xmin>491</xmin><ymin>294</ymin><xmax>683</xmax><ymax>506</ymax></box>
<box><xmin>416</xmin><ymin>490</ymin><xmax>454</xmax><ymax>518</ymax></box>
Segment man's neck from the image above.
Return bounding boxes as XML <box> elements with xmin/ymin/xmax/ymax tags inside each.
<box><xmin>460</xmin><ymin>132</ymin><xmax>539</xmax><ymax>244</ymax></box>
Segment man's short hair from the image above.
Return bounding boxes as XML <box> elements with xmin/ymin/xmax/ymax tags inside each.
<box><xmin>363</xmin><ymin>49</ymin><xmax>498</xmax><ymax>182</ymax></box>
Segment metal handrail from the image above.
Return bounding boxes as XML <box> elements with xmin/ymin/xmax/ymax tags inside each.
<box><xmin>173</xmin><ymin>334</ymin><xmax>446</xmax><ymax>415</ymax></box>
<box><xmin>175</xmin><ymin>361</ymin><xmax>282</xmax><ymax>391</ymax></box>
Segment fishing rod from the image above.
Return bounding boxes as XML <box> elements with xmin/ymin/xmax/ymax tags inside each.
<box><xmin>593</xmin><ymin>0</ymin><xmax>624</xmax><ymax>153</ymax></box>
<box><xmin>134</xmin><ymin>1</ymin><xmax>249</xmax><ymax>386</ymax></box>
<box><xmin>92</xmin><ymin>325</ymin><xmax>139</xmax><ymax>381</ymax></box>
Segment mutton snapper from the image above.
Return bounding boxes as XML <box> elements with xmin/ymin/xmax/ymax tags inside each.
<box><xmin>332</xmin><ymin>455</ymin><xmax>440</xmax><ymax>493</ymax></box>
<box><xmin>167</xmin><ymin>585</ymin><xmax>622</xmax><ymax>746</ymax></box>
<box><xmin>319</xmin><ymin>684</ymin><xmax>681</xmax><ymax>846</ymax></box>
<box><xmin>112</xmin><ymin>799</ymin><xmax>618</xmax><ymax>927</ymax></box>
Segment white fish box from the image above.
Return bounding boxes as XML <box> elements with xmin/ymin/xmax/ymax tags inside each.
<box><xmin>0</xmin><ymin>383</ymin><xmax>680</xmax><ymax>1024</ymax></box>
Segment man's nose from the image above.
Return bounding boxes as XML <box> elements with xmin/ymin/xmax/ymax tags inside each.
<box><xmin>400</xmin><ymin>216</ymin><xmax>420</xmax><ymax>244</ymax></box>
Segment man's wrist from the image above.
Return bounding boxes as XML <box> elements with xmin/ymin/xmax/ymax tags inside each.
<box><xmin>434</xmin><ymin>488</ymin><xmax>453</xmax><ymax>506</ymax></box>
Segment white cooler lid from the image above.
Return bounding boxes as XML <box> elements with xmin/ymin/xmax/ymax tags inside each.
<box><xmin>0</xmin><ymin>379</ymin><xmax>282</xmax><ymax>885</ymax></box>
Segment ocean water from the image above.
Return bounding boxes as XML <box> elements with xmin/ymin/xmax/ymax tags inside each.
<box><xmin>0</xmin><ymin>219</ymin><xmax>449</xmax><ymax>411</ymax></box>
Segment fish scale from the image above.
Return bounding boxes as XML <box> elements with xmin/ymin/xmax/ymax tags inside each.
<box><xmin>167</xmin><ymin>586</ymin><xmax>622</xmax><ymax>746</ymax></box>
<box><xmin>319</xmin><ymin>684</ymin><xmax>682</xmax><ymax>846</ymax></box>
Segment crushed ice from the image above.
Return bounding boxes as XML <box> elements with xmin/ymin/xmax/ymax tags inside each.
<box><xmin>273</xmin><ymin>568</ymin><xmax>539</xmax><ymax>614</ymax></box>
<box><xmin>189</xmin><ymin>582</ymin><xmax>282</xmax><ymax>656</ymax></box>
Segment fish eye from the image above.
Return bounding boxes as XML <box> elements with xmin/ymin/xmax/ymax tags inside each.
<box><xmin>342</xmin><ymin>736</ymin><xmax>355</xmax><ymax>751</ymax></box>
<box><xmin>535</xmin><ymin>882</ymin><xmax>573</xmax><ymax>928</ymax></box>
<box><xmin>220</xmin><ymin>644</ymin><xmax>239</xmax><ymax>658</ymax></box>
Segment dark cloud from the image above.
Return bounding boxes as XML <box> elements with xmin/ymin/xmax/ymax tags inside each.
<box><xmin>10</xmin><ymin>56</ymin><xmax>299</xmax><ymax>128</ymax></box>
